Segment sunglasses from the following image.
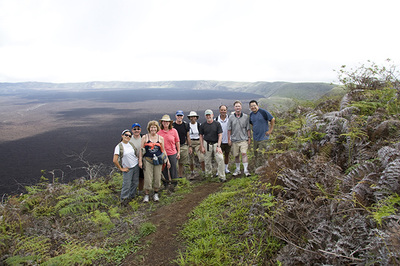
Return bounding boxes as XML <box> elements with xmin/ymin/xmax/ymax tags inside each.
<box><xmin>132</xmin><ymin>128</ymin><xmax>141</xmax><ymax>130</ymax></box>
<box><xmin>124</xmin><ymin>134</ymin><xmax>132</xmax><ymax>138</ymax></box>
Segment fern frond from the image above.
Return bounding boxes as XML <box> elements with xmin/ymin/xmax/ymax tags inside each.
<box><xmin>378</xmin><ymin>146</ymin><xmax>400</xmax><ymax>168</ymax></box>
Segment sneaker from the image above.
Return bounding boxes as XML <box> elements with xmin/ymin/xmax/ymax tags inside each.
<box><xmin>153</xmin><ymin>193</ymin><xmax>159</xmax><ymax>202</ymax></box>
<box><xmin>225</xmin><ymin>169</ymin><xmax>231</xmax><ymax>174</ymax></box>
<box><xmin>244</xmin><ymin>171</ymin><xmax>251</xmax><ymax>177</ymax></box>
<box><xmin>143</xmin><ymin>195</ymin><xmax>149</xmax><ymax>203</ymax></box>
<box><xmin>232</xmin><ymin>170</ymin><xmax>241</xmax><ymax>176</ymax></box>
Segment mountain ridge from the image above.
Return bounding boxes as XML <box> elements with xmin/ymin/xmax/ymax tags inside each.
<box><xmin>0</xmin><ymin>80</ymin><xmax>336</xmax><ymax>100</ymax></box>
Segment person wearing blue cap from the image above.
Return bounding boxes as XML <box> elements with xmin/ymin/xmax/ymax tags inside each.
<box><xmin>173</xmin><ymin>110</ymin><xmax>191</xmax><ymax>178</ymax></box>
<box><xmin>130</xmin><ymin>123</ymin><xmax>144</xmax><ymax>193</ymax></box>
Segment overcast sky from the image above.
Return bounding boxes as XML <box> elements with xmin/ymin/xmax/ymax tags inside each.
<box><xmin>0</xmin><ymin>0</ymin><xmax>398</xmax><ymax>83</ymax></box>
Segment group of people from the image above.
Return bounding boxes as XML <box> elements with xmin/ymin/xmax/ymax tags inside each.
<box><xmin>113</xmin><ymin>100</ymin><xmax>275</xmax><ymax>205</ymax></box>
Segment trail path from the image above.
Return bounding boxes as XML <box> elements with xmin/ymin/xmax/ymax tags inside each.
<box><xmin>122</xmin><ymin>182</ymin><xmax>222</xmax><ymax>265</ymax></box>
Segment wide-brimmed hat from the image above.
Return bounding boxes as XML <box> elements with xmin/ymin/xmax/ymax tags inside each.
<box><xmin>159</xmin><ymin>114</ymin><xmax>173</xmax><ymax>122</ymax></box>
<box><xmin>187</xmin><ymin>111</ymin><xmax>199</xmax><ymax>118</ymax></box>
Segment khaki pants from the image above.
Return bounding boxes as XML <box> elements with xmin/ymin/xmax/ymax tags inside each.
<box><xmin>143</xmin><ymin>159</ymin><xmax>162</xmax><ymax>191</ymax></box>
<box><xmin>179</xmin><ymin>144</ymin><xmax>189</xmax><ymax>164</ymax></box>
<box><xmin>203</xmin><ymin>141</ymin><xmax>225</xmax><ymax>179</ymax></box>
<box><xmin>253</xmin><ymin>140</ymin><xmax>269</xmax><ymax>167</ymax></box>
<box><xmin>190</xmin><ymin>139</ymin><xmax>205</xmax><ymax>164</ymax></box>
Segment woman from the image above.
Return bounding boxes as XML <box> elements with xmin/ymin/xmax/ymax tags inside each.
<box><xmin>157</xmin><ymin>114</ymin><xmax>180</xmax><ymax>185</ymax></box>
<box><xmin>139</xmin><ymin>121</ymin><xmax>170</xmax><ymax>203</ymax></box>
<box><xmin>113</xmin><ymin>129</ymin><xmax>139</xmax><ymax>206</ymax></box>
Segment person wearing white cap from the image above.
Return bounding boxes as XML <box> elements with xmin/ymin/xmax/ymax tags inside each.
<box><xmin>187</xmin><ymin>111</ymin><xmax>205</xmax><ymax>176</ymax></box>
<box><xmin>113</xmin><ymin>129</ymin><xmax>140</xmax><ymax>206</ymax></box>
<box><xmin>199</xmin><ymin>109</ymin><xmax>226</xmax><ymax>182</ymax></box>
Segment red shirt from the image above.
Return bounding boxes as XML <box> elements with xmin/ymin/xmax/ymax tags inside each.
<box><xmin>157</xmin><ymin>128</ymin><xmax>179</xmax><ymax>156</ymax></box>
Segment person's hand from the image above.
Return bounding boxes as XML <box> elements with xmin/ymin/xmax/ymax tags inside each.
<box><xmin>216</xmin><ymin>147</ymin><xmax>223</xmax><ymax>154</ymax></box>
<box><xmin>121</xmin><ymin>167</ymin><xmax>129</xmax><ymax>172</ymax></box>
<box><xmin>167</xmin><ymin>161</ymin><xmax>171</xmax><ymax>169</ymax></box>
<box><xmin>200</xmin><ymin>146</ymin><xmax>205</xmax><ymax>154</ymax></box>
<box><xmin>189</xmin><ymin>147</ymin><xmax>193</xmax><ymax>154</ymax></box>
<box><xmin>176</xmin><ymin>153</ymin><xmax>181</xmax><ymax>160</ymax></box>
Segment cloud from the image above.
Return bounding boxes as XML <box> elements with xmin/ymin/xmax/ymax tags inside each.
<box><xmin>0</xmin><ymin>0</ymin><xmax>399</xmax><ymax>83</ymax></box>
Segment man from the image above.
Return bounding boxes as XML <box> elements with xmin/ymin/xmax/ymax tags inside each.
<box><xmin>199</xmin><ymin>109</ymin><xmax>226</xmax><ymax>182</ymax></box>
<box><xmin>215</xmin><ymin>105</ymin><xmax>231</xmax><ymax>174</ymax></box>
<box><xmin>129</xmin><ymin>123</ymin><xmax>144</xmax><ymax>193</ymax></box>
<box><xmin>227</xmin><ymin>100</ymin><xmax>251</xmax><ymax>176</ymax></box>
<box><xmin>249</xmin><ymin>100</ymin><xmax>275</xmax><ymax>167</ymax></box>
<box><xmin>173</xmin><ymin>110</ymin><xmax>191</xmax><ymax>178</ymax></box>
<box><xmin>187</xmin><ymin>111</ymin><xmax>205</xmax><ymax>176</ymax></box>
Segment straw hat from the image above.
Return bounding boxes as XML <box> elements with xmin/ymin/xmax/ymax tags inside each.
<box><xmin>159</xmin><ymin>114</ymin><xmax>173</xmax><ymax>123</ymax></box>
<box><xmin>187</xmin><ymin>111</ymin><xmax>199</xmax><ymax>118</ymax></box>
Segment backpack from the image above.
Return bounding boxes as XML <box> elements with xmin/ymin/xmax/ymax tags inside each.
<box><xmin>118</xmin><ymin>142</ymin><xmax>138</xmax><ymax>166</ymax></box>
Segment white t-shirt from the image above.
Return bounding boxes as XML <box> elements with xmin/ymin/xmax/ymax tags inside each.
<box><xmin>114</xmin><ymin>142</ymin><xmax>138</xmax><ymax>168</ymax></box>
<box><xmin>189</xmin><ymin>122</ymin><xmax>200</xmax><ymax>140</ymax></box>
<box><xmin>216</xmin><ymin>115</ymin><xmax>229</xmax><ymax>144</ymax></box>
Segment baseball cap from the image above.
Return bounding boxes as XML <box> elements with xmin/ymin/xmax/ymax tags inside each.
<box><xmin>131</xmin><ymin>123</ymin><xmax>141</xmax><ymax>128</ymax></box>
<box><xmin>176</xmin><ymin>110</ymin><xmax>184</xmax><ymax>116</ymax></box>
<box><xmin>205</xmin><ymin>109</ymin><xmax>213</xmax><ymax>115</ymax></box>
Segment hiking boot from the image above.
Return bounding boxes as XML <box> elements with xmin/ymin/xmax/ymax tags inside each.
<box><xmin>232</xmin><ymin>170</ymin><xmax>241</xmax><ymax>176</ymax></box>
<box><xmin>121</xmin><ymin>198</ymin><xmax>129</xmax><ymax>207</ymax></box>
<box><xmin>143</xmin><ymin>195</ymin><xmax>149</xmax><ymax>203</ymax></box>
<box><xmin>219</xmin><ymin>178</ymin><xmax>227</xmax><ymax>183</ymax></box>
<box><xmin>153</xmin><ymin>193</ymin><xmax>159</xmax><ymax>202</ymax></box>
<box><xmin>244</xmin><ymin>170</ymin><xmax>251</xmax><ymax>177</ymax></box>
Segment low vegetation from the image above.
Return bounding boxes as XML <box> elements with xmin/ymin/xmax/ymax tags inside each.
<box><xmin>1</xmin><ymin>60</ymin><xmax>400</xmax><ymax>265</ymax></box>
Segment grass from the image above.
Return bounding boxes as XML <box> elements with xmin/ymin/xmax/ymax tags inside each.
<box><xmin>175</xmin><ymin>177</ymin><xmax>282</xmax><ymax>265</ymax></box>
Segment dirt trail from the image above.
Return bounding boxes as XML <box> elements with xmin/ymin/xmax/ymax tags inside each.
<box><xmin>123</xmin><ymin>182</ymin><xmax>222</xmax><ymax>265</ymax></box>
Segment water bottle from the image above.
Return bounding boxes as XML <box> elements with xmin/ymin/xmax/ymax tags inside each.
<box><xmin>153</xmin><ymin>154</ymin><xmax>159</xmax><ymax>165</ymax></box>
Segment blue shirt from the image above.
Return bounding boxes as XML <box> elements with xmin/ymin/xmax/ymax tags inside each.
<box><xmin>249</xmin><ymin>108</ymin><xmax>274</xmax><ymax>141</ymax></box>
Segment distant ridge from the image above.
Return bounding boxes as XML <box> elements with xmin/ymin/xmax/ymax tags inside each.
<box><xmin>0</xmin><ymin>80</ymin><xmax>336</xmax><ymax>100</ymax></box>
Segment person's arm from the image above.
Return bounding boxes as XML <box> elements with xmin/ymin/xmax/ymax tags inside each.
<box><xmin>216</xmin><ymin>133</ymin><xmax>223</xmax><ymax>154</ymax></box>
<box><xmin>160</xmin><ymin>136</ymin><xmax>171</xmax><ymax>168</ymax></box>
<box><xmin>138</xmin><ymin>136</ymin><xmax>145</xmax><ymax>169</ymax></box>
<box><xmin>227</xmin><ymin>130</ymin><xmax>232</xmax><ymax>146</ymax></box>
<box><xmin>186</xmin><ymin>131</ymin><xmax>192</xmax><ymax>154</ymax></box>
<box><xmin>199</xmin><ymin>134</ymin><xmax>205</xmax><ymax>154</ymax></box>
<box><xmin>113</xmin><ymin>154</ymin><xmax>128</xmax><ymax>172</ymax></box>
<box><xmin>266</xmin><ymin>118</ymin><xmax>275</xmax><ymax>136</ymax></box>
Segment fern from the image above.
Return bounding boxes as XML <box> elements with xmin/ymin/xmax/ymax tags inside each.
<box><xmin>42</xmin><ymin>239</ymin><xmax>105</xmax><ymax>265</ymax></box>
<box><xmin>6</xmin><ymin>235</ymin><xmax>51</xmax><ymax>264</ymax></box>
<box><xmin>371</xmin><ymin>194</ymin><xmax>400</xmax><ymax>226</ymax></box>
